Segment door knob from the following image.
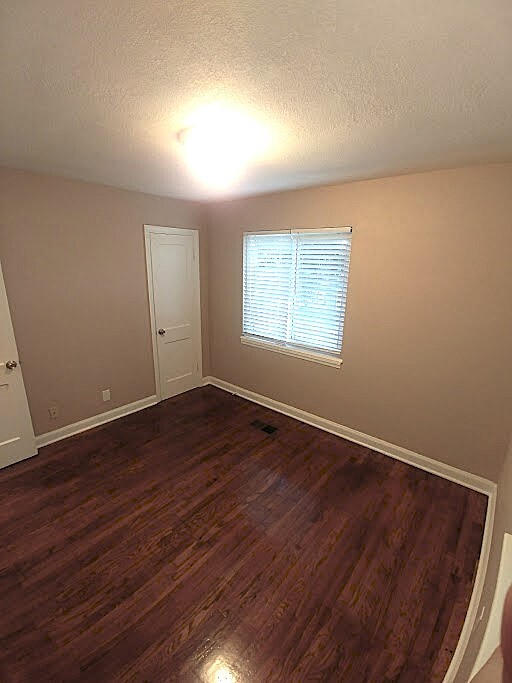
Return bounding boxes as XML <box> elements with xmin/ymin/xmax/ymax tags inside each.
<box><xmin>158</xmin><ymin>328</ymin><xmax>166</xmax><ymax>336</ymax></box>
<box><xmin>5</xmin><ymin>360</ymin><xmax>18</xmax><ymax>370</ymax></box>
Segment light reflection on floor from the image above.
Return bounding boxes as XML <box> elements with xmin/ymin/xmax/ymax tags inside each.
<box><xmin>203</xmin><ymin>656</ymin><xmax>238</xmax><ymax>683</ymax></box>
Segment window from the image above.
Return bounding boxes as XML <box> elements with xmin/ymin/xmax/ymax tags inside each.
<box><xmin>242</xmin><ymin>228</ymin><xmax>352</xmax><ymax>367</ymax></box>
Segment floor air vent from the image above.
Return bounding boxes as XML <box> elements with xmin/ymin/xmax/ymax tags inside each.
<box><xmin>250</xmin><ymin>419</ymin><xmax>278</xmax><ymax>434</ymax></box>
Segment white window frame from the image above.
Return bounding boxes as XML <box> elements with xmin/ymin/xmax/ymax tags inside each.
<box><xmin>241</xmin><ymin>227</ymin><xmax>352</xmax><ymax>368</ymax></box>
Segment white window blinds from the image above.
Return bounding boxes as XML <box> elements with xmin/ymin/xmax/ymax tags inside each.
<box><xmin>243</xmin><ymin>229</ymin><xmax>352</xmax><ymax>356</ymax></box>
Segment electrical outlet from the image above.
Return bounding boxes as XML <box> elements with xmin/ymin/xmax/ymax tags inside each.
<box><xmin>102</xmin><ymin>389</ymin><xmax>111</xmax><ymax>402</ymax></box>
<box><xmin>48</xmin><ymin>406</ymin><xmax>59</xmax><ymax>420</ymax></box>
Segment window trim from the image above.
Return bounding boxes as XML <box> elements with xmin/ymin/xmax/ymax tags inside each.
<box><xmin>241</xmin><ymin>226</ymin><xmax>351</xmax><ymax>367</ymax></box>
<box><xmin>243</xmin><ymin>227</ymin><xmax>352</xmax><ymax>236</ymax></box>
<box><xmin>240</xmin><ymin>334</ymin><xmax>343</xmax><ymax>368</ymax></box>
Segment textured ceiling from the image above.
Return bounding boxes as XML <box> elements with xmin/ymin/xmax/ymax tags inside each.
<box><xmin>1</xmin><ymin>1</ymin><xmax>512</xmax><ymax>200</ymax></box>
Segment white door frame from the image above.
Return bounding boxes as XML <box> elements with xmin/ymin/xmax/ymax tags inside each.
<box><xmin>144</xmin><ymin>225</ymin><xmax>203</xmax><ymax>402</ymax></box>
<box><xmin>0</xmin><ymin>257</ymin><xmax>37</xmax><ymax>467</ymax></box>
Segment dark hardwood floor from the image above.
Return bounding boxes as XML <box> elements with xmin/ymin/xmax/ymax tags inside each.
<box><xmin>0</xmin><ymin>386</ymin><xmax>487</xmax><ymax>682</ymax></box>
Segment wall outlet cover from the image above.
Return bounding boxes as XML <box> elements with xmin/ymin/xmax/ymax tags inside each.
<box><xmin>102</xmin><ymin>389</ymin><xmax>111</xmax><ymax>402</ymax></box>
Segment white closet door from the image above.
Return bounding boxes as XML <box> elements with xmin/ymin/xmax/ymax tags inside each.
<box><xmin>147</xmin><ymin>227</ymin><xmax>202</xmax><ymax>400</ymax></box>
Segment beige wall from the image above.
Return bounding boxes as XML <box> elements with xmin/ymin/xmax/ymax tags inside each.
<box><xmin>2</xmin><ymin>164</ymin><xmax>511</xmax><ymax>482</ymax></box>
<box><xmin>0</xmin><ymin>168</ymin><xmax>209</xmax><ymax>436</ymax></box>
<box><xmin>206</xmin><ymin>164</ymin><xmax>512</xmax><ymax>480</ymax></box>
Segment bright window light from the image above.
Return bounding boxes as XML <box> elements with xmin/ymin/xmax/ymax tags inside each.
<box><xmin>242</xmin><ymin>229</ymin><xmax>352</xmax><ymax>358</ymax></box>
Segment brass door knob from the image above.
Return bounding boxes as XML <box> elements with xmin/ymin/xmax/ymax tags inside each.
<box><xmin>158</xmin><ymin>328</ymin><xmax>166</xmax><ymax>336</ymax></box>
<box><xmin>6</xmin><ymin>360</ymin><xmax>18</xmax><ymax>370</ymax></box>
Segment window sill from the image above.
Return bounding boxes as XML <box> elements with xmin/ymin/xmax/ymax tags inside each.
<box><xmin>240</xmin><ymin>335</ymin><xmax>342</xmax><ymax>368</ymax></box>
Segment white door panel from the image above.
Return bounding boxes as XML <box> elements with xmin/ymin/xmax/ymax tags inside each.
<box><xmin>0</xmin><ymin>259</ymin><xmax>37</xmax><ymax>469</ymax></box>
<box><xmin>160</xmin><ymin>338</ymin><xmax>194</xmax><ymax>393</ymax></box>
<box><xmin>146</xmin><ymin>227</ymin><xmax>202</xmax><ymax>401</ymax></box>
<box><xmin>161</xmin><ymin>324</ymin><xmax>192</xmax><ymax>344</ymax></box>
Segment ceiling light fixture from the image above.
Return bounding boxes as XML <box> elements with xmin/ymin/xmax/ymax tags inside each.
<box><xmin>178</xmin><ymin>103</ymin><xmax>270</xmax><ymax>190</ymax></box>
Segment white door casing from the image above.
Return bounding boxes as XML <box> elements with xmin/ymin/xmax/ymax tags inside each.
<box><xmin>0</xmin><ymin>258</ymin><xmax>37</xmax><ymax>469</ymax></box>
<box><xmin>145</xmin><ymin>226</ymin><xmax>202</xmax><ymax>401</ymax></box>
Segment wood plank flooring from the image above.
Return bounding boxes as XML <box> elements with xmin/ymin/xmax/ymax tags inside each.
<box><xmin>0</xmin><ymin>386</ymin><xmax>487</xmax><ymax>682</ymax></box>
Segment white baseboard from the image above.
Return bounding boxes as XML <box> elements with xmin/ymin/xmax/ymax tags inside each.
<box><xmin>471</xmin><ymin>533</ymin><xmax>512</xmax><ymax>678</ymax></box>
<box><xmin>445</xmin><ymin>493</ymin><xmax>495</xmax><ymax>683</ymax></box>
<box><xmin>202</xmin><ymin>375</ymin><xmax>496</xmax><ymax>683</ymax></box>
<box><xmin>35</xmin><ymin>395</ymin><xmax>158</xmax><ymax>448</ymax></box>
<box><xmin>203</xmin><ymin>376</ymin><xmax>495</xmax><ymax>496</ymax></box>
